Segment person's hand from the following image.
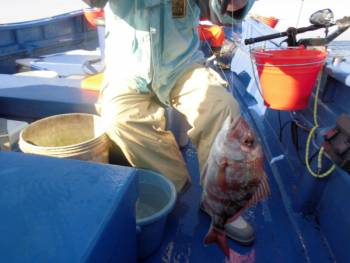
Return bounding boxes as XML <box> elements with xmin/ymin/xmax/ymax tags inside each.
<box><xmin>81</xmin><ymin>0</ymin><xmax>108</xmax><ymax>8</ymax></box>
<box><xmin>220</xmin><ymin>0</ymin><xmax>248</xmax><ymax>15</ymax></box>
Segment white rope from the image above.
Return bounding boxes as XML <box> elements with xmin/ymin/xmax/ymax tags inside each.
<box><xmin>296</xmin><ymin>0</ymin><xmax>305</xmax><ymax>28</ymax></box>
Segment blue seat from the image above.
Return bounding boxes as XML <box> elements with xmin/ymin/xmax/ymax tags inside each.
<box><xmin>0</xmin><ymin>151</ymin><xmax>138</xmax><ymax>262</ymax></box>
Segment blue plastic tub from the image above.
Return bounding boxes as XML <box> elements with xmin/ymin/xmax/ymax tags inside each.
<box><xmin>136</xmin><ymin>170</ymin><xmax>177</xmax><ymax>259</ymax></box>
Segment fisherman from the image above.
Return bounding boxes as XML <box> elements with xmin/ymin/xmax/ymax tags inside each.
<box><xmin>88</xmin><ymin>0</ymin><xmax>256</xmax><ymax>245</ymax></box>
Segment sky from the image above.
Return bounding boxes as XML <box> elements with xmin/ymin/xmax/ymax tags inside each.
<box><xmin>0</xmin><ymin>0</ymin><xmax>349</xmax><ymax>40</ymax></box>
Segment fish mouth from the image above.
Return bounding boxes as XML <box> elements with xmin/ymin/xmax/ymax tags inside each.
<box><xmin>230</xmin><ymin>116</ymin><xmax>242</xmax><ymax>130</ymax></box>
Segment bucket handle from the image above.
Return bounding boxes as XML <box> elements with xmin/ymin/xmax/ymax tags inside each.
<box><xmin>254</xmin><ymin>60</ymin><xmax>326</xmax><ymax>67</ymax></box>
<box><xmin>251</xmin><ymin>47</ymin><xmax>305</xmax><ymax>56</ymax></box>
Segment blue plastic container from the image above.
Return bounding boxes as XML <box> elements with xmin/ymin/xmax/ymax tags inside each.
<box><xmin>136</xmin><ymin>170</ymin><xmax>177</xmax><ymax>259</ymax></box>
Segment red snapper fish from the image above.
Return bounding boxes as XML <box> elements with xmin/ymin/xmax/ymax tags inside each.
<box><xmin>201</xmin><ymin>116</ymin><xmax>270</xmax><ymax>256</ymax></box>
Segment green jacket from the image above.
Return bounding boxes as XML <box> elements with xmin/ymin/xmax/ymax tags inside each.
<box><xmin>102</xmin><ymin>0</ymin><xmax>255</xmax><ymax>105</ymax></box>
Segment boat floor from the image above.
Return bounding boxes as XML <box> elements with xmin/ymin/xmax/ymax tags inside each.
<box><xmin>143</xmin><ymin>143</ymin><xmax>334</xmax><ymax>263</ymax></box>
<box><xmin>0</xmin><ymin>66</ymin><xmax>336</xmax><ymax>262</ymax></box>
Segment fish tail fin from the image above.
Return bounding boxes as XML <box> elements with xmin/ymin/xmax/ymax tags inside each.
<box><xmin>248</xmin><ymin>172</ymin><xmax>271</xmax><ymax>207</ymax></box>
<box><xmin>204</xmin><ymin>226</ymin><xmax>230</xmax><ymax>257</ymax></box>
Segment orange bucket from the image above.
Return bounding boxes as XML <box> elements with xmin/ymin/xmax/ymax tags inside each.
<box><xmin>252</xmin><ymin>47</ymin><xmax>327</xmax><ymax>110</ymax></box>
<box><xmin>261</xmin><ymin>16</ymin><xmax>279</xmax><ymax>28</ymax></box>
<box><xmin>83</xmin><ymin>8</ymin><xmax>105</xmax><ymax>29</ymax></box>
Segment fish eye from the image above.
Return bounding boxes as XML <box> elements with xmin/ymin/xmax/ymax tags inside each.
<box><xmin>243</xmin><ymin>137</ymin><xmax>254</xmax><ymax>146</ymax></box>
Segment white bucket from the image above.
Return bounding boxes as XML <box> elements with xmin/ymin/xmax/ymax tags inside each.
<box><xmin>19</xmin><ymin>113</ymin><xmax>109</xmax><ymax>163</ymax></box>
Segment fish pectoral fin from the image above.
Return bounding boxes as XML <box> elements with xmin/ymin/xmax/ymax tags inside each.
<box><xmin>218</xmin><ymin>158</ymin><xmax>228</xmax><ymax>192</ymax></box>
<box><xmin>204</xmin><ymin>226</ymin><xmax>230</xmax><ymax>257</ymax></box>
<box><xmin>247</xmin><ymin>172</ymin><xmax>271</xmax><ymax>207</ymax></box>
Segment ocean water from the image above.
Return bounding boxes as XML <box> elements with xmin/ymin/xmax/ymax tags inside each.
<box><xmin>328</xmin><ymin>41</ymin><xmax>350</xmax><ymax>60</ymax></box>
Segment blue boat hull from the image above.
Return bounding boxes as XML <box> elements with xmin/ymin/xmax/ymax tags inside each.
<box><xmin>0</xmin><ymin>10</ymin><xmax>350</xmax><ymax>263</ymax></box>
